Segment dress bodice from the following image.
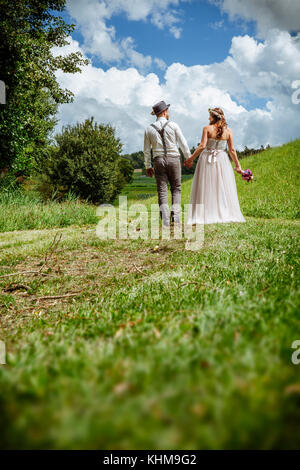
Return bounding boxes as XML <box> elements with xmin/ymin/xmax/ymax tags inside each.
<box><xmin>206</xmin><ymin>138</ymin><xmax>227</xmax><ymax>151</ymax></box>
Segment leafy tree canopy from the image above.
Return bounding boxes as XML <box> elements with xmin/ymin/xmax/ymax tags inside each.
<box><xmin>0</xmin><ymin>0</ymin><xmax>89</xmax><ymax>170</ymax></box>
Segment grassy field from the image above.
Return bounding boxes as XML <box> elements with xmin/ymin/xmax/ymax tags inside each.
<box><xmin>0</xmin><ymin>190</ymin><xmax>98</xmax><ymax>233</ymax></box>
<box><xmin>0</xmin><ymin>140</ymin><xmax>298</xmax><ymax>234</ymax></box>
<box><xmin>0</xmin><ymin>140</ymin><xmax>299</xmax><ymax>449</ymax></box>
<box><xmin>118</xmin><ymin>173</ymin><xmax>193</xmax><ymax>203</ymax></box>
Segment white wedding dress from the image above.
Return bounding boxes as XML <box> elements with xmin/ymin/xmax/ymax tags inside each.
<box><xmin>187</xmin><ymin>138</ymin><xmax>245</xmax><ymax>224</ymax></box>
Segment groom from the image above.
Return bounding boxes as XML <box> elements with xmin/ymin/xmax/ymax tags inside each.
<box><xmin>144</xmin><ymin>100</ymin><xmax>191</xmax><ymax>226</ymax></box>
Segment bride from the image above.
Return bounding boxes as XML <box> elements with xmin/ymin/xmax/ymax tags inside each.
<box><xmin>184</xmin><ymin>107</ymin><xmax>246</xmax><ymax>225</ymax></box>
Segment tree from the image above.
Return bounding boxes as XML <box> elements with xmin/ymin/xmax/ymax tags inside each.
<box><xmin>35</xmin><ymin>117</ymin><xmax>127</xmax><ymax>204</ymax></box>
<box><xmin>237</xmin><ymin>144</ymin><xmax>270</xmax><ymax>160</ymax></box>
<box><xmin>0</xmin><ymin>0</ymin><xmax>89</xmax><ymax>172</ymax></box>
<box><xmin>119</xmin><ymin>158</ymin><xmax>134</xmax><ymax>185</ymax></box>
<box><xmin>122</xmin><ymin>151</ymin><xmax>145</xmax><ymax>170</ymax></box>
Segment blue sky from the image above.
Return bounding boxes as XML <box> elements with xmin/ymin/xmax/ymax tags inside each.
<box><xmin>54</xmin><ymin>1</ymin><xmax>300</xmax><ymax>153</ymax></box>
<box><xmin>65</xmin><ymin>0</ymin><xmax>257</xmax><ymax>74</ymax></box>
<box><xmin>63</xmin><ymin>0</ymin><xmax>264</xmax><ymax>110</ymax></box>
<box><xmin>99</xmin><ymin>2</ymin><xmax>255</xmax><ymax>70</ymax></box>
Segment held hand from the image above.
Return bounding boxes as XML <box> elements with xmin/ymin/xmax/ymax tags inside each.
<box><xmin>184</xmin><ymin>157</ymin><xmax>194</xmax><ymax>169</ymax></box>
<box><xmin>146</xmin><ymin>168</ymin><xmax>154</xmax><ymax>178</ymax></box>
<box><xmin>234</xmin><ymin>166</ymin><xmax>243</xmax><ymax>175</ymax></box>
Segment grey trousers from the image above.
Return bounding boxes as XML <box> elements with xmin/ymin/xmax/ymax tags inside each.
<box><xmin>153</xmin><ymin>155</ymin><xmax>181</xmax><ymax>226</ymax></box>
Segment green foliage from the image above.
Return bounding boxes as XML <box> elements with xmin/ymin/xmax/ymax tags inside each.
<box><xmin>8</xmin><ymin>145</ymin><xmax>35</xmax><ymax>178</ymax></box>
<box><xmin>237</xmin><ymin>144</ymin><xmax>271</xmax><ymax>160</ymax></box>
<box><xmin>34</xmin><ymin>117</ymin><xmax>125</xmax><ymax>204</ymax></box>
<box><xmin>122</xmin><ymin>151</ymin><xmax>145</xmax><ymax>170</ymax></box>
<box><xmin>0</xmin><ymin>0</ymin><xmax>89</xmax><ymax>169</ymax></box>
<box><xmin>21</xmin><ymin>172</ymin><xmax>66</xmax><ymax>201</ymax></box>
<box><xmin>119</xmin><ymin>158</ymin><xmax>134</xmax><ymax>185</ymax></box>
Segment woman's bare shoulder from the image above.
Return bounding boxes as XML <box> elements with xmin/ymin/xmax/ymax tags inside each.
<box><xmin>204</xmin><ymin>124</ymin><xmax>213</xmax><ymax>134</ymax></box>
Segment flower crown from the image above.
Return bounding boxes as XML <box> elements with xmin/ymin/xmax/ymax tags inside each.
<box><xmin>208</xmin><ymin>108</ymin><xmax>223</xmax><ymax>119</ymax></box>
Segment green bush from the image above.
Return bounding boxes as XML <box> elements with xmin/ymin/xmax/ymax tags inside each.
<box><xmin>119</xmin><ymin>158</ymin><xmax>134</xmax><ymax>185</ymax></box>
<box><xmin>34</xmin><ymin>117</ymin><xmax>129</xmax><ymax>204</ymax></box>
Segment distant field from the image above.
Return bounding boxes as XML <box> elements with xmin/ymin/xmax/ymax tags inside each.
<box><xmin>117</xmin><ymin>173</ymin><xmax>193</xmax><ymax>203</ymax></box>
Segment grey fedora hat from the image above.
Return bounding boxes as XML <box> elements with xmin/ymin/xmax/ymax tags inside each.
<box><xmin>151</xmin><ymin>100</ymin><xmax>170</xmax><ymax>115</ymax></box>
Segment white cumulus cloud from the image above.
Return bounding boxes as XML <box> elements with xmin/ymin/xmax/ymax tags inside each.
<box><xmin>53</xmin><ymin>1</ymin><xmax>300</xmax><ymax>154</ymax></box>
<box><xmin>66</xmin><ymin>0</ymin><xmax>188</xmax><ymax>71</ymax></box>
<box><xmin>216</xmin><ymin>0</ymin><xmax>300</xmax><ymax>36</ymax></box>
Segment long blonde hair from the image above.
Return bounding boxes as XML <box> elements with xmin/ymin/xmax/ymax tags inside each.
<box><xmin>209</xmin><ymin>107</ymin><xmax>227</xmax><ymax>139</ymax></box>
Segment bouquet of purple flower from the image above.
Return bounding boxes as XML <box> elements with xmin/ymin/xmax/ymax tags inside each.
<box><xmin>242</xmin><ymin>169</ymin><xmax>254</xmax><ymax>182</ymax></box>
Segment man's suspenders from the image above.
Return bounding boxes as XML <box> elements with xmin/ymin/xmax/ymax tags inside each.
<box><xmin>150</xmin><ymin>121</ymin><xmax>170</xmax><ymax>158</ymax></box>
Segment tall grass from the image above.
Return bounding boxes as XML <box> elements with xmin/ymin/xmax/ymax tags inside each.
<box><xmin>0</xmin><ymin>186</ymin><xmax>97</xmax><ymax>232</ymax></box>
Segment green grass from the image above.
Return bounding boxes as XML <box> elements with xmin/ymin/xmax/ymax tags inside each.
<box><xmin>119</xmin><ymin>174</ymin><xmax>193</xmax><ymax>203</ymax></box>
<box><xmin>0</xmin><ymin>140</ymin><xmax>299</xmax><ymax>233</ymax></box>
<box><xmin>140</xmin><ymin>139</ymin><xmax>300</xmax><ymax>220</ymax></box>
<box><xmin>117</xmin><ymin>174</ymin><xmax>157</xmax><ymax>202</ymax></box>
<box><xmin>233</xmin><ymin>140</ymin><xmax>300</xmax><ymax>219</ymax></box>
<box><xmin>0</xmin><ymin>189</ymin><xmax>98</xmax><ymax>233</ymax></box>
<box><xmin>0</xmin><ymin>140</ymin><xmax>299</xmax><ymax>449</ymax></box>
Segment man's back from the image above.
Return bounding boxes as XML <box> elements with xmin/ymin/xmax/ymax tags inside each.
<box><xmin>144</xmin><ymin>100</ymin><xmax>190</xmax><ymax>226</ymax></box>
<box><xmin>144</xmin><ymin>117</ymin><xmax>190</xmax><ymax>169</ymax></box>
